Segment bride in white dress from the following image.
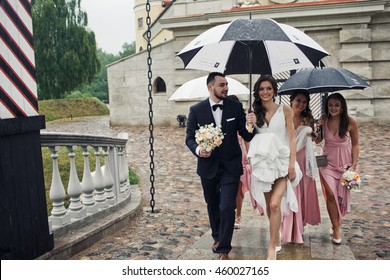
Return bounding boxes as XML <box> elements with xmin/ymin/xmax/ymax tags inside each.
<box><xmin>247</xmin><ymin>75</ymin><xmax>302</xmax><ymax>260</ymax></box>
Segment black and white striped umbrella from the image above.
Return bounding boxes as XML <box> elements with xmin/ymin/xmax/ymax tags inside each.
<box><xmin>177</xmin><ymin>18</ymin><xmax>329</xmax><ymax>106</ymax></box>
<box><xmin>178</xmin><ymin>18</ymin><xmax>329</xmax><ymax>76</ymax></box>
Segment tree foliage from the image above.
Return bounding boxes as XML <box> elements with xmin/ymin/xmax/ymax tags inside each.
<box><xmin>77</xmin><ymin>48</ymin><xmax>117</xmax><ymax>102</ymax></box>
<box><xmin>78</xmin><ymin>42</ymin><xmax>136</xmax><ymax>102</ymax></box>
<box><xmin>32</xmin><ymin>0</ymin><xmax>100</xmax><ymax>99</ymax></box>
<box><xmin>119</xmin><ymin>42</ymin><xmax>136</xmax><ymax>58</ymax></box>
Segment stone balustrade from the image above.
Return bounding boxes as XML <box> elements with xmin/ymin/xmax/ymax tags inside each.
<box><xmin>40</xmin><ymin>132</ymin><xmax>130</xmax><ymax>236</ymax></box>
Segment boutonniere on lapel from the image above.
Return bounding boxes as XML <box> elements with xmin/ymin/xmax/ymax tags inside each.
<box><xmin>195</xmin><ymin>123</ymin><xmax>225</xmax><ymax>152</ymax></box>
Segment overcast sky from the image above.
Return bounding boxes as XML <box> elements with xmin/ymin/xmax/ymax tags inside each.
<box><xmin>81</xmin><ymin>0</ymin><xmax>135</xmax><ymax>55</ymax></box>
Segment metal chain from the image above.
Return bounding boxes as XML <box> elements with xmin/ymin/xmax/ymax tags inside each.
<box><xmin>146</xmin><ymin>0</ymin><xmax>155</xmax><ymax>213</ymax></box>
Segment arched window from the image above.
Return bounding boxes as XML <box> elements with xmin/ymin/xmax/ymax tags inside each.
<box><xmin>153</xmin><ymin>77</ymin><xmax>166</xmax><ymax>94</ymax></box>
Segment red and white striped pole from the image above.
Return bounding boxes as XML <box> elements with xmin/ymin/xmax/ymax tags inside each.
<box><xmin>1</xmin><ymin>0</ymin><xmax>39</xmax><ymax>119</ymax></box>
<box><xmin>0</xmin><ymin>0</ymin><xmax>53</xmax><ymax>259</ymax></box>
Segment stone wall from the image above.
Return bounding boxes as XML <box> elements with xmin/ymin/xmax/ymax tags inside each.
<box><xmin>340</xmin><ymin>19</ymin><xmax>390</xmax><ymax>124</ymax></box>
<box><xmin>108</xmin><ymin>40</ymin><xmax>201</xmax><ymax>127</ymax></box>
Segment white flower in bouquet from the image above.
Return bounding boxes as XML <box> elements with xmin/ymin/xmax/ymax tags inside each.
<box><xmin>341</xmin><ymin>170</ymin><xmax>361</xmax><ymax>190</ymax></box>
<box><xmin>195</xmin><ymin>123</ymin><xmax>224</xmax><ymax>152</ymax></box>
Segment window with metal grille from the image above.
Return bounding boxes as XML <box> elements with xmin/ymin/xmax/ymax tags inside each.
<box><xmin>154</xmin><ymin>77</ymin><xmax>166</xmax><ymax>93</ymax></box>
<box><xmin>138</xmin><ymin>17</ymin><xmax>143</xmax><ymax>29</ymax></box>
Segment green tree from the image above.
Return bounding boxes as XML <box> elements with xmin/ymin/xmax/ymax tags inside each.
<box><xmin>77</xmin><ymin>48</ymin><xmax>117</xmax><ymax>101</ymax></box>
<box><xmin>118</xmin><ymin>42</ymin><xmax>135</xmax><ymax>58</ymax></box>
<box><xmin>77</xmin><ymin>43</ymin><xmax>135</xmax><ymax>101</ymax></box>
<box><xmin>32</xmin><ymin>0</ymin><xmax>100</xmax><ymax>99</ymax></box>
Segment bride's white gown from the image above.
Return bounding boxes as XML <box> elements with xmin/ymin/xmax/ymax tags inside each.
<box><xmin>247</xmin><ymin>105</ymin><xmax>302</xmax><ymax>215</ymax></box>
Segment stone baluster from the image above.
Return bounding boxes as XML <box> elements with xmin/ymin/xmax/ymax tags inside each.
<box><xmin>121</xmin><ymin>147</ymin><xmax>130</xmax><ymax>192</ymax></box>
<box><xmin>118</xmin><ymin>147</ymin><xmax>126</xmax><ymax>197</ymax></box>
<box><xmin>102</xmin><ymin>146</ymin><xmax>115</xmax><ymax>205</ymax></box>
<box><xmin>48</xmin><ymin>146</ymin><xmax>70</xmax><ymax>227</ymax></box>
<box><xmin>93</xmin><ymin>146</ymin><xmax>107</xmax><ymax>210</ymax></box>
<box><xmin>66</xmin><ymin>145</ymin><xmax>87</xmax><ymax>220</ymax></box>
<box><xmin>108</xmin><ymin>146</ymin><xmax>120</xmax><ymax>201</ymax></box>
<box><xmin>80</xmin><ymin>146</ymin><xmax>97</xmax><ymax>214</ymax></box>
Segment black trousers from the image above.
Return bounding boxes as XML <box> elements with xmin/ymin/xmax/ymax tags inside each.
<box><xmin>201</xmin><ymin>164</ymin><xmax>240</xmax><ymax>254</ymax></box>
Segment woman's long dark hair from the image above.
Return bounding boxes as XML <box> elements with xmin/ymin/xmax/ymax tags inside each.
<box><xmin>290</xmin><ymin>90</ymin><xmax>314</xmax><ymax>123</ymax></box>
<box><xmin>325</xmin><ymin>92</ymin><xmax>349</xmax><ymax>138</ymax></box>
<box><xmin>252</xmin><ymin>75</ymin><xmax>278</xmax><ymax>127</ymax></box>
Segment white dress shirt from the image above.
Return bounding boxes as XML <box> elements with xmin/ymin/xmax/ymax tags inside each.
<box><xmin>209</xmin><ymin>99</ymin><xmax>223</xmax><ymax>126</ymax></box>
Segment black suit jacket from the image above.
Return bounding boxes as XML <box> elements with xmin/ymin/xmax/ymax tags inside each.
<box><xmin>186</xmin><ymin>98</ymin><xmax>254</xmax><ymax>179</ymax></box>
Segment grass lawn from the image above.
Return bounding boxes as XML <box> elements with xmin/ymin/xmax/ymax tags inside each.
<box><xmin>39</xmin><ymin>98</ymin><xmax>109</xmax><ymax>122</ymax></box>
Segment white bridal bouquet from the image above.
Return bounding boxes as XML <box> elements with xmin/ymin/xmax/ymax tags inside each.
<box><xmin>341</xmin><ymin>170</ymin><xmax>361</xmax><ymax>190</ymax></box>
<box><xmin>195</xmin><ymin>123</ymin><xmax>224</xmax><ymax>152</ymax></box>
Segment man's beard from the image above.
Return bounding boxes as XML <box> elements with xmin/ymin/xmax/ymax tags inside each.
<box><xmin>214</xmin><ymin>89</ymin><xmax>226</xmax><ymax>100</ymax></box>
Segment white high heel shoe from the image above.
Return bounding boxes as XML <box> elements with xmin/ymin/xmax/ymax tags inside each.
<box><xmin>331</xmin><ymin>228</ymin><xmax>342</xmax><ymax>244</ymax></box>
<box><xmin>331</xmin><ymin>238</ymin><xmax>342</xmax><ymax>245</ymax></box>
<box><xmin>276</xmin><ymin>231</ymin><xmax>282</xmax><ymax>253</ymax></box>
<box><xmin>234</xmin><ymin>216</ymin><xmax>241</xmax><ymax>229</ymax></box>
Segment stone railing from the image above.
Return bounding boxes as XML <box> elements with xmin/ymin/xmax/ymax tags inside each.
<box><xmin>40</xmin><ymin>132</ymin><xmax>130</xmax><ymax>236</ymax></box>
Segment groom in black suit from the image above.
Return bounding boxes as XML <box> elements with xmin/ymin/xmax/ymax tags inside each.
<box><xmin>186</xmin><ymin>72</ymin><xmax>255</xmax><ymax>260</ymax></box>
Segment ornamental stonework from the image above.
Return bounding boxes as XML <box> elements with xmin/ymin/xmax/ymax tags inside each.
<box><xmin>237</xmin><ymin>0</ymin><xmax>258</xmax><ymax>6</ymax></box>
<box><xmin>269</xmin><ymin>0</ymin><xmax>297</xmax><ymax>3</ymax></box>
<box><xmin>237</xmin><ymin>0</ymin><xmax>298</xmax><ymax>7</ymax></box>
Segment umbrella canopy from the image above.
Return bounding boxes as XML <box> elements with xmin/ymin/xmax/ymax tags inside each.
<box><xmin>177</xmin><ymin>18</ymin><xmax>329</xmax><ymax>107</ymax></box>
<box><xmin>278</xmin><ymin>67</ymin><xmax>370</xmax><ymax>95</ymax></box>
<box><xmin>169</xmin><ymin>76</ymin><xmax>249</xmax><ymax>101</ymax></box>
<box><xmin>177</xmin><ymin>18</ymin><xmax>329</xmax><ymax>76</ymax></box>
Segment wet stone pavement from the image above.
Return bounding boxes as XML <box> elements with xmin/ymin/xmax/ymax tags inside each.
<box><xmin>43</xmin><ymin>116</ymin><xmax>390</xmax><ymax>260</ymax></box>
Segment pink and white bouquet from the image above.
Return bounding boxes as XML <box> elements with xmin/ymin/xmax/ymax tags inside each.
<box><xmin>341</xmin><ymin>170</ymin><xmax>361</xmax><ymax>190</ymax></box>
<box><xmin>195</xmin><ymin>123</ymin><xmax>224</xmax><ymax>152</ymax></box>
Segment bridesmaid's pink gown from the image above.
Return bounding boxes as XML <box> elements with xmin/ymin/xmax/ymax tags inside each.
<box><xmin>239</xmin><ymin>135</ymin><xmax>264</xmax><ymax>215</ymax></box>
<box><xmin>320</xmin><ymin>120</ymin><xmax>352</xmax><ymax>225</ymax></box>
<box><xmin>281</xmin><ymin>131</ymin><xmax>321</xmax><ymax>243</ymax></box>
<box><xmin>239</xmin><ymin>135</ymin><xmax>251</xmax><ymax>195</ymax></box>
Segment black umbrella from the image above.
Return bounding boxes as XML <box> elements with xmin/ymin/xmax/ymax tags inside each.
<box><xmin>177</xmin><ymin>18</ymin><xmax>329</xmax><ymax>107</ymax></box>
<box><xmin>278</xmin><ymin>67</ymin><xmax>370</xmax><ymax>95</ymax></box>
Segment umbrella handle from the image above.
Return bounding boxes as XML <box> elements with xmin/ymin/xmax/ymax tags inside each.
<box><xmin>247</xmin><ymin>106</ymin><xmax>253</xmax><ymax>133</ymax></box>
<box><xmin>248</xmin><ymin>123</ymin><xmax>253</xmax><ymax>133</ymax></box>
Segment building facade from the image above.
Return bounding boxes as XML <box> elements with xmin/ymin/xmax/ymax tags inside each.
<box><xmin>107</xmin><ymin>0</ymin><xmax>390</xmax><ymax>126</ymax></box>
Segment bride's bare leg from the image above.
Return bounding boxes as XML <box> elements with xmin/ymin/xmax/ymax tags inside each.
<box><xmin>264</xmin><ymin>177</ymin><xmax>287</xmax><ymax>260</ymax></box>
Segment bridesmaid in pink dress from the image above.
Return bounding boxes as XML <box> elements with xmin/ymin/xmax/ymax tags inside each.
<box><xmin>234</xmin><ymin>134</ymin><xmax>251</xmax><ymax>228</ymax></box>
<box><xmin>281</xmin><ymin>91</ymin><xmax>321</xmax><ymax>244</ymax></box>
<box><xmin>315</xmin><ymin>93</ymin><xmax>360</xmax><ymax>244</ymax></box>
<box><xmin>226</xmin><ymin>95</ymin><xmax>262</xmax><ymax>229</ymax></box>
<box><xmin>236</xmin><ymin>134</ymin><xmax>265</xmax><ymax>226</ymax></box>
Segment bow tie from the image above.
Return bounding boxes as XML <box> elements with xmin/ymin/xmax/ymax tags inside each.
<box><xmin>212</xmin><ymin>104</ymin><xmax>224</xmax><ymax>111</ymax></box>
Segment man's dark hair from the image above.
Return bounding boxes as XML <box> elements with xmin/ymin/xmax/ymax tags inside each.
<box><xmin>207</xmin><ymin>72</ymin><xmax>225</xmax><ymax>86</ymax></box>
